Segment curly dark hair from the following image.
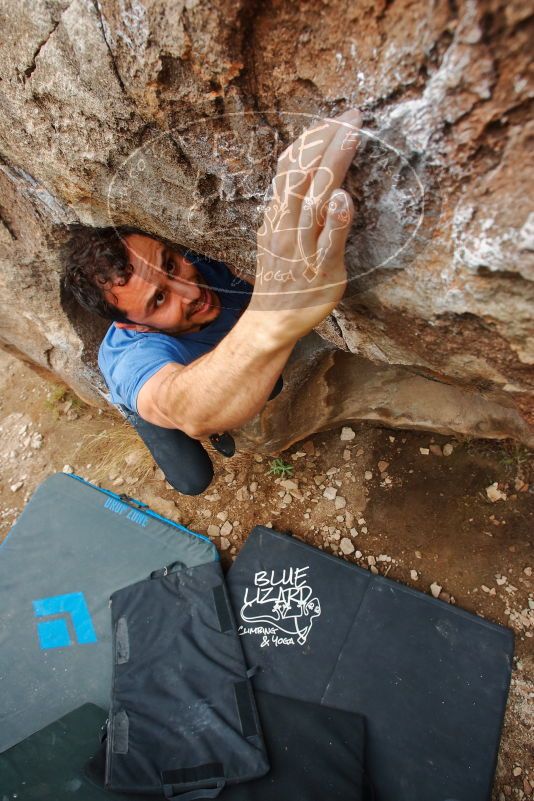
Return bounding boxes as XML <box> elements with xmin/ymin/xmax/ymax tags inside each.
<box><xmin>61</xmin><ymin>225</ymin><xmax>141</xmax><ymax>322</ymax></box>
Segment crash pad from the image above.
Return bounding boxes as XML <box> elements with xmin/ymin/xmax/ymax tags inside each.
<box><xmin>0</xmin><ymin>472</ymin><xmax>217</xmax><ymax>753</ymax></box>
<box><xmin>227</xmin><ymin>526</ymin><xmax>514</xmax><ymax>801</ymax></box>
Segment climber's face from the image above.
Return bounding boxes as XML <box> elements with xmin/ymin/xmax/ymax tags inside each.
<box><xmin>105</xmin><ymin>234</ymin><xmax>221</xmax><ymax>334</ymax></box>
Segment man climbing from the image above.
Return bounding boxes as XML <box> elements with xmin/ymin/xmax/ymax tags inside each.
<box><xmin>62</xmin><ymin>108</ymin><xmax>361</xmax><ymax>495</ymax></box>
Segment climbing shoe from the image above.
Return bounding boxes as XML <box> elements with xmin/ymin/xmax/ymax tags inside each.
<box><xmin>208</xmin><ymin>431</ymin><xmax>235</xmax><ymax>458</ymax></box>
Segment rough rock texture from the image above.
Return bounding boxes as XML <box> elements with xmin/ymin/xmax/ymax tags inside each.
<box><xmin>235</xmin><ymin>333</ymin><xmax>533</xmax><ymax>453</ymax></box>
<box><xmin>0</xmin><ymin>0</ymin><xmax>532</xmax><ymax>445</ymax></box>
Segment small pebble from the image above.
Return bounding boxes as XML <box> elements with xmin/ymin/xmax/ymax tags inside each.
<box><xmin>236</xmin><ymin>486</ymin><xmax>250</xmax><ymax>502</ymax></box>
<box><xmin>340</xmin><ymin>538</ymin><xmax>355</xmax><ymax>555</ymax></box>
<box><xmin>340</xmin><ymin>427</ymin><xmax>355</xmax><ymax>441</ymax></box>
<box><xmin>443</xmin><ymin>443</ymin><xmax>454</xmax><ymax>456</ymax></box>
<box><xmin>419</xmin><ymin>448</ymin><xmax>430</xmax><ymax>455</ymax></box>
<box><xmin>486</xmin><ymin>482</ymin><xmax>507</xmax><ymax>502</ymax></box>
<box><xmin>364</xmin><ymin>471</ymin><xmax>373</xmax><ymax>480</ymax></box>
<box><xmin>410</xmin><ymin>570</ymin><xmax>419</xmax><ymax>580</ymax></box>
<box><xmin>430</xmin><ymin>582</ymin><xmax>442</xmax><ymax>598</ymax></box>
<box><xmin>323</xmin><ymin>486</ymin><xmax>338</xmax><ymax>500</ymax></box>
<box><xmin>280</xmin><ymin>479</ymin><xmax>299</xmax><ymax>491</ymax></box>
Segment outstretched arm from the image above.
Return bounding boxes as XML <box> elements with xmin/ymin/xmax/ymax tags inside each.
<box><xmin>137</xmin><ymin>108</ymin><xmax>362</xmax><ymax>436</ymax></box>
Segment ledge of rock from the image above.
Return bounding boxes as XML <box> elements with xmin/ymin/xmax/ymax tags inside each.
<box><xmin>0</xmin><ymin>0</ymin><xmax>532</xmax><ymax>443</ymax></box>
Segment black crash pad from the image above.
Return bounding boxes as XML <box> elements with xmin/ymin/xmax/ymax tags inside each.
<box><xmin>0</xmin><ymin>704</ymin><xmax>141</xmax><ymax>801</ymax></box>
<box><xmin>220</xmin><ymin>691</ymin><xmax>366</xmax><ymax>800</ymax></box>
<box><xmin>227</xmin><ymin>526</ymin><xmax>514</xmax><ymax>801</ymax></box>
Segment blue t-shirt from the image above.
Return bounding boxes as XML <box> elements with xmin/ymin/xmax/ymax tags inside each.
<box><xmin>98</xmin><ymin>255</ymin><xmax>253</xmax><ymax>412</ymax></box>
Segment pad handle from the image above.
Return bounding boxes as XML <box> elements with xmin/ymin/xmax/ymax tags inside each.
<box><xmin>163</xmin><ymin>780</ymin><xmax>226</xmax><ymax>800</ymax></box>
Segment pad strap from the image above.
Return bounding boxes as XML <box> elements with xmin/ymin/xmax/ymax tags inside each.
<box><xmin>150</xmin><ymin>561</ymin><xmax>185</xmax><ymax>580</ymax></box>
<box><xmin>162</xmin><ymin>765</ymin><xmax>226</xmax><ymax>800</ymax></box>
<box><xmin>234</xmin><ymin>681</ymin><xmax>259</xmax><ymax>738</ymax></box>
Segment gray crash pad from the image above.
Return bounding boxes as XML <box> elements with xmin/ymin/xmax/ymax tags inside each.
<box><xmin>0</xmin><ymin>472</ymin><xmax>217</xmax><ymax>752</ymax></box>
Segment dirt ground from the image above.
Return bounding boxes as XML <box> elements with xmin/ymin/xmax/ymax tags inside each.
<box><xmin>0</xmin><ymin>347</ymin><xmax>532</xmax><ymax>799</ymax></box>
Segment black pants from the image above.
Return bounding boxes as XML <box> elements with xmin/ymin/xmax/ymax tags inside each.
<box><xmin>121</xmin><ymin>374</ymin><xmax>284</xmax><ymax>496</ymax></box>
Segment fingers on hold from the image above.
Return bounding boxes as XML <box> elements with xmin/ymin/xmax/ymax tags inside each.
<box><xmin>301</xmin><ymin>195</ymin><xmax>327</xmax><ymax>228</ymax></box>
<box><xmin>317</xmin><ymin>190</ymin><xmax>354</xmax><ymax>259</ymax></box>
<box><xmin>326</xmin><ymin>190</ymin><xmax>355</xmax><ymax>226</ymax></box>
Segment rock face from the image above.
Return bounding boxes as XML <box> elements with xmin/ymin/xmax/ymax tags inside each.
<box><xmin>0</xmin><ymin>0</ymin><xmax>532</xmax><ymax>445</ymax></box>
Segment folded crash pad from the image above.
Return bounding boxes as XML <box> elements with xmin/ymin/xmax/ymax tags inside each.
<box><xmin>0</xmin><ymin>472</ymin><xmax>217</xmax><ymax>753</ymax></box>
<box><xmin>227</xmin><ymin>526</ymin><xmax>514</xmax><ymax>801</ymax></box>
<box><xmin>86</xmin><ymin>690</ymin><xmax>366</xmax><ymax>801</ymax></box>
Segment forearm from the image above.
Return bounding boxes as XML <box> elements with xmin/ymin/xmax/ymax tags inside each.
<box><xmin>159</xmin><ymin>311</ymin><xmax>295</xmax><ymax>436</ymax></box>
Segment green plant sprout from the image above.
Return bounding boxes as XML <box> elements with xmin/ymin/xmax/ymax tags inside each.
<box><xmin>268</xmin><ymin>458</ymin><xmax>294</xmax><ymax>478</ymax></box>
